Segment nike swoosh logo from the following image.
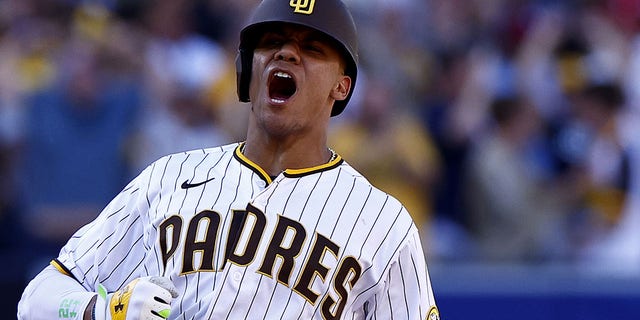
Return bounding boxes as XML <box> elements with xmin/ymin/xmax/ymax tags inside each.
<box><xmin>181</xmin><ymin>177</ymin><xmax>215</xmax><ymax>189</ymax></box>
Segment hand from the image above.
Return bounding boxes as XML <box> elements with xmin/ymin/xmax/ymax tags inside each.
<box><xmin>94</xmin><ymin>276</ymin><xmax>179</xmax><ymax>320</ymax></box>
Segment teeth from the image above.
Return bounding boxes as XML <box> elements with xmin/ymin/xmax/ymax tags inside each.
<box><xmin>274</xmin><ymin>71</ymin><xmax>292</xmax><ymax>78</ymax></box>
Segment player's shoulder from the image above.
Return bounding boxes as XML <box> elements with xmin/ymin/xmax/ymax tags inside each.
<box><xmin>151</xmin><ymin>142</ymin><xmax>239</xmax><ymax>164</ymax></box>
<box><xmin>339</xmin><ymin>161</ymin><xmax>384</xmax><ymax>190</ymax></box>
<box><xmin>179</xmin><ymin>142</ymin><xmax>239</xmax><ymax>158</ymax></box>
<box><xmin>134</xmin><ymin>143</ymin><xmax>240</xmax><ymax>181</ymax></box>
<box><xmin>339</xmin><ymin>161</ymin><xmax>406</xmax><ymax>208</ymax></box>
<box><xmin>339</xmin><ymin>160</ymin><xmax>419</xmax><ymax>246</ymax></box>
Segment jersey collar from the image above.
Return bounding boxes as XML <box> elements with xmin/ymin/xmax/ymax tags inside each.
<box><xmin>233</xmin><ymin>142</ymin><xmax>343</xmax><ymax>183</ymax></box>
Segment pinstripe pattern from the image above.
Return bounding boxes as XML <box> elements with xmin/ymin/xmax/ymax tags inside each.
<box><xmin>55</xmin><ymin>142</ymin><xmax>437</xmax><ymax>319</ymax></box>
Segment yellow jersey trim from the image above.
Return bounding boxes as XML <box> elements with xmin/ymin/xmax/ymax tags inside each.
<box><xmin>283</xmin><ymin>154</ymin><xmax>343</xmax><ymax>177</ymax></box>
<box><xmin>50</xmin><ymin>259</ymin><xmax>71</xmax><ymax>277</ymax></box>
<box><xmin>234</xmin><ymin>142</ymin><xmax>344</xmax><ymax>180</ymax></box>
<box><xmin>427</xmin><ymin>306</ymin><xmax>440</xmax><ymax>320</ymax></box>
<box><xmin>234</xmin><ymin>143</ymin><xmax>273</xmax><ymax>184</ymax></box>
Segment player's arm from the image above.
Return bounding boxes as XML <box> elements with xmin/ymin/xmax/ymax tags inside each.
<box><xmin>18</xmin><ymin>263</ymin><xmax>179</xmax><ymax>320</ymax></box>
<box><xmin>18</xmin><ymin>163</ymin><xmax>178</xmax><ymax>320</ymax></box>
<box><xmin>371</xmin><ymin>230</ymin><xmax>439</xmax><ymax>319</ymax></box>
<box><xmin>18</xmin><ymin>264</ymin><xmax>97</xmax><ymax>320</ymax></box>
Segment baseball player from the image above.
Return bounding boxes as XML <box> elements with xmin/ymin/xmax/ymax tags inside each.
<box><xmin>18</xmin><ymin>0</ymin><xmax>439</xmax><ymax>319</ymax></box>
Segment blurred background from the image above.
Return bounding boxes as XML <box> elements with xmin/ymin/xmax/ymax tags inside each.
<box><xmin>1</xmin><ymin>0</ymin><xmax>640</xmax><ymax>319</ymax></box>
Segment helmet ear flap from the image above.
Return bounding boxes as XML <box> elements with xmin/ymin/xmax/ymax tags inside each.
<box><xmin>236</xmin><ymin>49</ymin><xmax>253</xmax><ymax>102</ymax></box>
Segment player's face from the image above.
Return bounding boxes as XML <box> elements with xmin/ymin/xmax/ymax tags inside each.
<box><xmin>248</xmin><ymin>24</ymin><xmax>351</xmax><ymax>138</ymax></box>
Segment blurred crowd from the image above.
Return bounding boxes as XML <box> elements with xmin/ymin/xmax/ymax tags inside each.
<box><xmin>2</xmin><ymin>1</ymin><xmax>640</xmax><ymax>298</ymax></box>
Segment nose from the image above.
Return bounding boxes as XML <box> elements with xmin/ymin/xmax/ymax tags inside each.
<box><xmin>274</xmin><ymin>41</ymin><xmax>300</xmax><ymax>64</ymax></box>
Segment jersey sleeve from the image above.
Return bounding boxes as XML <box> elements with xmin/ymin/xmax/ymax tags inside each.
<box><xmin>361</xmin><ymin>227</ymin><xmax>439</xmax><ymax>319</ymax></box>
<box><xmin>55</xmin><ymin>163</ymin><xmax>154</xmax><ymax>292</ymax></box>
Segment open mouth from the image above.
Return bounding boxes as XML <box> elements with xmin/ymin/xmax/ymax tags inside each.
<box><xmin>268</xmin><ymin>71</ymin><xmax>297</xmax><ymax>104</ymax></box>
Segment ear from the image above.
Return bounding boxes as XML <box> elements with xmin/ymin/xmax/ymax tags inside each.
<box><xmin>330</xmin><ymin>75</ymin><xmax>351</xmax><ymax>101</ymax></box>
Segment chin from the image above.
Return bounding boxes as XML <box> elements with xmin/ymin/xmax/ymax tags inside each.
<box><xmin>252</xmin><ymin>106</ymin><xmax>295</xmax><ymax>135</ymax></box>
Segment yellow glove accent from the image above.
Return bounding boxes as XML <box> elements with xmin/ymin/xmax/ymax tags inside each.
<box><xmin>108</xmin><ymin>279</ymin><xmax>139</xmax><ymax>320</ymax></box>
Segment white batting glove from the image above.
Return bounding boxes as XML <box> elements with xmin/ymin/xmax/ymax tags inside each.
<box><xmin>93</xmin><ymin>276</ymin><xmax>179</xmax><ymax>320</ymax></box>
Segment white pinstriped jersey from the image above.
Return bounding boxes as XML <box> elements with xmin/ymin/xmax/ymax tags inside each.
<box><xmin>53</xmin><ymin>142</ymin><xmax>438</xmax><ymax>319</ymax></box>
